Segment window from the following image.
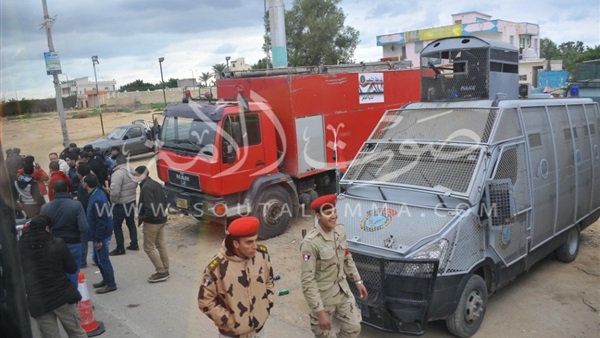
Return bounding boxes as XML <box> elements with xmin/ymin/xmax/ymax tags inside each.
<box><xmin>414</xmin><ymin>41</ymin><xmax>424</xmax><ymax>54</ymax></box>
<box><xmin>222</xmin><ymin>113</ymin><xmax>261</xmax><ymax>147</ymax></box>
<box><xmin>126</xmin><ymin>126</ymin><xmax>143</xmax><ymax>138</ymax></box>
<box><xmin>510</xmin><ymin>35</ymin><xmax>514</xmax><ymax>45</ymax></box>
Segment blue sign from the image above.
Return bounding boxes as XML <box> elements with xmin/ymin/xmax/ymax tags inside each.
<box><xmin>44</xmin><ymin>51</ymin><xmax>62</xmax><ymax>75</ymax></box>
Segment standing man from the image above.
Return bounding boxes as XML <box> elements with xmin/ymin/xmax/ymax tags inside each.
<box><xmin>135</xmin><ymin>166</ymin><xmax>170</xmax><ymax>283</ymax></box>
<box><xmin>14</xmin><ymin>162</ymin><xmax>46</xmax><ymax>218</ymax></box>
<box><xmin>76</xmin><ymin>163</ymin><xmax>92</xmax><ymax>268</ymax></box>
<box><xmin>83</xmin><ymin>174</ymin><xmax>117</xmax><ymax>294</ymax></box>
<box><xmin>65</xmin><ymin>152</ymin><xmax>80</xmax><ymax>197</ymax></box>
<box><xmin>48</xmin><ymin>161</ymin><xmax>73</xmax><ymax>201</ymax></box>
<box><xmin>41</xmin><ymin>180</ymin><xmax>88</xmax><ymax>285</ymax></box>
<box><xmin>198</xmin><ymin>217</ymin><xmax>274</xmax><ymax>338</ymax></box>
<box><xmin>19</xmin><ymin>215</ymin><xmax>87</xmax><ymax>338</ymax></box>
<box><xmin>49</xmin><ymin>152</ymin><xmax>70</xmax><ymax>176</ymax></box>
<box><xmin>109</xmin><ymin>156</ymin><xmax>139</xmax><ymax>256</ymax></box>
<box><xmin>300</xmin><ymin>194</ymin><xmax>368</xmax><ymax>338</ymax></box>
<box><xmin>83</xmin><ymin>145</ymin><xmax>109</xmax><ymax>194</ymax></box>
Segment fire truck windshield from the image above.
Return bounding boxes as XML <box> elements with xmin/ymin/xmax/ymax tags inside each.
<box><xmin>160</xmin><ymin>116</ymin><xmax>217</xmax><ymax>156</ymax></box>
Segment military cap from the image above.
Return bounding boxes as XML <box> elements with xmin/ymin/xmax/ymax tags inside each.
<box><xmin>228</xmin><ymin>216</ymin><xmax>259</xmax><ymax>237</ymax></box>
<box><xmin>310</xmin><ymin>194</ymin><xmax>337</xmax><ymax>212</ymax></box>
<box><xmin>83</xmin><ymin>144</ymin><xmax>93</xmax><ymax>151</ymax></box>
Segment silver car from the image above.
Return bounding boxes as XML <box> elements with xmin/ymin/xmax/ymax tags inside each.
<box><xmin>84</xmin><ymin>119</ymin><xmax>156</xmax><ymax>156</ymax></box>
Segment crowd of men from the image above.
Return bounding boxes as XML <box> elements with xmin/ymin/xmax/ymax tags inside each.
<box><xmin>7</xmin><ymin>143</ymin><xmax>171</xmax><ymax>337</ymax></box>
<box><xmin>8</xmin><ymin>144</ymin><xmax>369</xmax><ymax>338</ymax></box>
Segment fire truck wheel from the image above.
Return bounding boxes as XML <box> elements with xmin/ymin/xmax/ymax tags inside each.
<box><xmin>446</xmin><ymin>274</ymin><xmax>487</xmax><ymax>338</ymax></box>
<box><xmin>253</xmin><ymin>185</ymin><xmax>293</xmax><ymax>239</ymax></box>
<box><xmin>555</xmin><ymin>225</ymin><xmax>580</xmax><ymax>263</ymax></box>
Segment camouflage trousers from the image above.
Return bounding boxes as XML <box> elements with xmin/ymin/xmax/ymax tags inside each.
<box><xmin>309</xmin><ymin>295</ymin><xmax>362</xmax><ymax>338</ymax></box>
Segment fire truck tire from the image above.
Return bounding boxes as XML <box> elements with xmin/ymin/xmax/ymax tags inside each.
<box><xmin>555</xmin><ymin>225</ymin><xmax>580</xmax><ymax>263</ymax></box>
<box><xmin>253</xmin><ymin>185</ymin><xmax>293</xmax><ymax>239</ymax></box>
<box><xmin>446</xmin><ymin>274</ymin><xmax>487</xmax><ymax>338</ymax></box>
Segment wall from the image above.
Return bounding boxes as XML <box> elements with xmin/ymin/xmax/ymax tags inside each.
<box><xmin>108</xmin><ymin>87</ymin><xmax>216</xmax><ymax>107</ymax></box>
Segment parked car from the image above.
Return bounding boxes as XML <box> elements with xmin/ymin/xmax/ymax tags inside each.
<box><xmin>84</xmin><ymin>119</ymin><xmax>157</xmax><ymax>156</ymax></box>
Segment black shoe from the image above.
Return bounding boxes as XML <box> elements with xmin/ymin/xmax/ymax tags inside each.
<box><xmin>126</xmin><ymin>245</ymin><xmax>140</xmax><ymax>251</ymax></box>
<box><xmin>80</xmin><ymin>263</ymin><xmax>88</xmax><ymax>269</ymax></box>
<box><xmin>93</xmin><ymin>280</ymin><xmax>106</xmax><ymax>288</ymax></box>
<box><xmin>109</xmin><ymin>249</ymin><xmax>126</xmax><ymax>256</ymax></box>
<box><xmin>96</xmin><ymin>285</ymin><xmax>117</xmax><ymax>294</ymax></box>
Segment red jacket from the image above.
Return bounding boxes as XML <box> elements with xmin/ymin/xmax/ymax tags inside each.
<box><xmin>17</xmin><ymin>167</ymin><xmax>49</xmax><ymax>195</ymax></box>
<box><xmin>48</xmin><ymin>171</ymin><xmax>73</xmax><ymax>201</ymax></box>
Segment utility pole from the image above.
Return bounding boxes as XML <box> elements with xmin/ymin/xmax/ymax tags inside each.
<box><xmin>41</xmin><ymin>0</ymin><xmax>69</xmax><ymax>147</ymax></box>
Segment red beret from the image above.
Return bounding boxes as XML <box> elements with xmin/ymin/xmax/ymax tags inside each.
<box><xmin>227</xmin><ymin>216</ymin><xmax>259</xmax><ymax>237</ymax></box>
<box><xmin>310</xmin><ymin>194</ymin><xmax>337</xmax><ymax>212</ymax></box>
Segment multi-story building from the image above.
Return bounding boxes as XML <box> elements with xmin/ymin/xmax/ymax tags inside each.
<box><xmin>377</xmin><ymin>11</ymin><xmax>540</xmax><ymax>68</ymax></box>
<box><xmin>60</xmin><ymin>76</ymin><xmax>116</xmax><ymax>108</ymax></box>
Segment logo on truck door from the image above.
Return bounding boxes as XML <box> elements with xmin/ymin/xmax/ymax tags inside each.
<box><xmin>360</xmin><ymin>208</ymin><xmax>397</xmax><ymax>232</ymax></box>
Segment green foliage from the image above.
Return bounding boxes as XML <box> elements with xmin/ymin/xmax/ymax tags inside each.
<box><xmin>541</xmin><ymin>38</ymin><xmax>599</xmax><ymax>75</ymax></box>
<box><xmin>1</xmin><ymin>96</ymin><xmax>76</xmax><ymax>117</ymax></box>
<box><xmin>540</xmin><ymin>38</ymin><xmax>560</xmax><ymax>60</ymax></box>
<box><xmin>119</xmin><ymin>79</ymin><xmax>155</xmax><ymax>92</ymax></box>
<box><xmin>212</xmin><ymin>63</ymin><xmax>226</xmax><ymax>78</ymax></box>
<box><xmin>252</xmin><ymin>58</ymin><xmax>270</xmax><ymax>70</ymax></box>
<box><xmin>164</xmin><ymin>78</ymin><xmax>178</xmax><ymax>88</ymax></box>
<box><xmin>200</xmin><ymin>72</ymin><xmax>213</xmax><ymax>87</ymax></box>
<box><xmin>575</xmin><ymin>45</ymin><xmax>600</xmax><ymax>63</ymax></box>
<box><xmin>149</xmin><ymin>103</ymin><xmax>165</xmax><ymax>110</ymax></box>
<box><xmin>282</xmin><ymin>0</ymin><xmax>359</xmax><ymax>66</ymax></box>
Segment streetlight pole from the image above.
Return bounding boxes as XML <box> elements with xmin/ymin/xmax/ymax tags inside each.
<box><xmin>159</xmin><ymin>57</ymin><xmax>166</xmax><ymax>107</ymax></box>
<box><xmin>225</xmin><ymin>56</ymin><xmax>231</xmax><ymax>71</ymax></box>
<box><xmin>41</xmin><ymin>0</ymin><xmax>69</xmax><ymax>148</ymax></box>
<box><xmin>91</xmin><ymin>55</ymin><xmax>105</xmax><ymax>135</ymax></box>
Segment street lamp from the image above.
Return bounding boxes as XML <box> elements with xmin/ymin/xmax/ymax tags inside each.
<box><xmin>225</xmin><ymin>56</ymin><xmax>230</xmax><ymax>71</ymax></box>
<box><xmin>189</xmin><ymin>69</ymin><xmax>195</xmax><ymax>86</ymax></box>
<box><xmin>158</xmin><ymin>57</ymin><xmax>166</xmax><ymax>106</ymax></box>
<box><xmin>91</xmin><ymin>55</ymin><xmax>105</xmax><ymax>135</ymax></box>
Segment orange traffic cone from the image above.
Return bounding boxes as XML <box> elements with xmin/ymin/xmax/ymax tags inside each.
<box><xmin>77</xmin><ymin>272</ymin><xmax>105</xmax><ymax>336</ymax></box>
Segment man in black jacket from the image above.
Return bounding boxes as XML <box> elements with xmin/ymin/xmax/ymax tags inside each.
<box><xmin>134</xmin><ymin>166</ymin><xmax>170</xmax><ymax>283</ymax></box>
<box><xmin>41</xmin><ymin>180</ymin><xmax>89</xmax><ymax>285</ymax></box>
<box><xmin>19</xmin><ymin>215</ymin><xmax>87</xmax><ymax>338</ymax></box>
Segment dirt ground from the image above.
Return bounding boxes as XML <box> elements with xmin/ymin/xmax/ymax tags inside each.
<box><xmin>2</xmin><ymin>111</ymin><xmax>599</xmax><ymax>337</ymax></box>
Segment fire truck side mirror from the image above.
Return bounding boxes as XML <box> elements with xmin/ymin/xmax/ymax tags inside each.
<box><xmin>222</xmin><ymin>141</ymin><xmax>237</xmax><ymax>164</ymax></box>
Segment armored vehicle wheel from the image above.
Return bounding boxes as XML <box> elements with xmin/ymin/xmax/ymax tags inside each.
<box><xmin>446</xmin><ymin>274</ymin><xmax>487</xmax><ymax>338</ymax></box>
<box><xmin>555</xmin><ymin>225</ymin><xmax>580</xmax><ymax>263</ymax></box>
<box><xmin>253</xmin><ymin>185</ymin><xmax>292</xmax><ymax>239</ymax></box>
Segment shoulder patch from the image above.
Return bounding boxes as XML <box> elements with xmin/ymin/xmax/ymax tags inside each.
<box><xmin>208</xmin><ymin>256</ymin><xmax>221</xmax><ymax>271</ymax></box>
<box><xmin>257</xmin><ymin>244</ymin><xmax>268</xmax><ymax>253</ymax></box>
<box><xmin>303</xmin><ymin>228</ymin><xmax>319</xmax><ymax>241</ymax></box>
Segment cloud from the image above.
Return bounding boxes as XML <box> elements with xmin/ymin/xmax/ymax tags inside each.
<box><xmin>1</xmin><ymin>0</ymin><xmax>598</xmax><ymax>100</ymax></box>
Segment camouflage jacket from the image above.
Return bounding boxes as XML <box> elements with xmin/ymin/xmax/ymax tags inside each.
<box><xmin>198</xmin><ymin>241</ymin><xmax>274</xmax><ymax>338</ymax></box>
<box><xmin>300</xmin><ymin>224</ymin><xmax>361</xmax><ymax>312</ymax></box>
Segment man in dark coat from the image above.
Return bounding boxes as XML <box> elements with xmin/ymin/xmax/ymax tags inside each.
<box><xmin>41</xmin><ymin>180</ymin><xmax>88</xmax><ymax>285</ymax></box>
<box><xmin>135</xmin><ymin>166</ymin><xmax>170</xmax><ymax>283</ymax></box>
<box><xmin>19</xmin><ymin>215</ymin><xmax>87</xmax><ymax>338</ymax></box>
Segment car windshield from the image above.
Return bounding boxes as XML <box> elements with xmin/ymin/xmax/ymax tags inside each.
<box><xmin>107</xmin><ymin>126</ymin><xmax>128</xmax><ymax>140</ymax></box>
<box><xmin>160</xmin><ymin>116</ymin><xmax>217</xmax><ymax>156</ymax></box>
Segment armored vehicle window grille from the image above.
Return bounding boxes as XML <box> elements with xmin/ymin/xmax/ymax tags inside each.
<box><xmin>586</xmin><ymin>123</ymin><xmax>596</xmax><ymax>135</ymax></box>
<box><xmin>572</xmin><ymin>127</ymin><xmax>578</xmax><ymax>139</ymax></box>
<box><xmin>490</xmin><ymin>49</ymin><xmax>518</xmax><ymax>63</ymax></box>
<box><xmin>528</xmin><ymin>133</ymin><xmax>542</xmax><ymax>148</ymax></box>
<box><xmin>372</xmin><ymin>108</ymin><xmax>496</xmax><ymax>143</ymax></box>
<box><xmin>488</xmin><ymin>180</ymin><xmax>514</xmax><ymax>227</ymax></box>
<box><xmin>493</xmin><ymin>144</ymin><xmax>531</xmax><ymax>211</ymax></box>
<box><xmin>492</xmin><ymin>108</ymin><xmax>522</xmax><ymax>143</ymax></box>
<box><xmin>344</xmin><ymin>143</ymin><xmax>480</xmax><ymax>193</ymax></box>
<box><xmin>420</xmin><ymin>48</ymin><xmax>490</xmax><ymax>101</ymax></box>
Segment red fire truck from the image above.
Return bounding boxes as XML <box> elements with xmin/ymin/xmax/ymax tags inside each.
<box><xmin>155</xmin><ymin>64</ymin><xmax>420</xmax><ymax>238</ymax></box>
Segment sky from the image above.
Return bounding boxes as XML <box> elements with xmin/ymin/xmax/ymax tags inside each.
<box><xmin>1</xmin><ymin>0</ymin><xmax>599</xmax><ymax>101</ymax></box>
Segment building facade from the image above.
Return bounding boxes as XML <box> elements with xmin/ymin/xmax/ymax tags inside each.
<box><xmin>377</xmin><ymin>11</ymin><xmax>540</xmax><ymax>68</ymax></box>
<box><xmin>60</xmin><ymin>76</ymin><xmax>117</xmax><ymax>108</ymax></box>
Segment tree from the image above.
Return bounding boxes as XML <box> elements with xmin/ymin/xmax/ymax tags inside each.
<box><xmin>200</xmin><ymin>72</ymin><xmax>213</xmax><ymax>87</ymax></box>
<box><xmin>252</xmin><ymin>58</ymin><xmax>270</xmax><ymax>70</ymax></box>
<box><xmin>559</xmin><ymin>41</ymin><xmax>586</xmax><ymax>73</ymax></box>
<box><xmin>118</xmin><ymin>80</ymin><xmax>155</xmax><ymax>92</ymax></box>
<box><xmin>212</xmin><ymin>63</ymin><xmax>226</xmax><ymax>79</ymax></box>
<box><xmin>163</xmin><ymin>78</ymin><xmax>178</xmax><ymax>88</ymax></box>
<box><xmin>540</xmin><ymin>38</ymin><xmax>560</xmax><ymax>60</ymax></box>
<box><xmin>576</xmin><ymin>45</ymin><xmax>600</xmax><ymax>63</ymax></box>
<box><xmin>265</xmin><ymin>0</ymin><xmax>359</xmax><ymax>67</ymax></box>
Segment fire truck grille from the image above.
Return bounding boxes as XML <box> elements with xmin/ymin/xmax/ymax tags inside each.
<box><xmin>167</xmin><ymin>170</ymin><xmax>201</xmax><ymax>191</ymax></box>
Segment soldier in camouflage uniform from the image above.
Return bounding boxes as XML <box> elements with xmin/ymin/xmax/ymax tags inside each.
<box><xmin>198</xmin><ymin>216</ymin><xmax>274</xmax><ymax>338</ymax></box>
<box><xmin>300</xmin><ymin>194</ymin><xmax>368</xmax><ymax>338</ymax></box>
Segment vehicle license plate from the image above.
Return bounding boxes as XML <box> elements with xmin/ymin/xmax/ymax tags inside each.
<box><xmin>176</xmin><ymin>198</ymin><xmax>189</xmax><ymax>209</ymax></box>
